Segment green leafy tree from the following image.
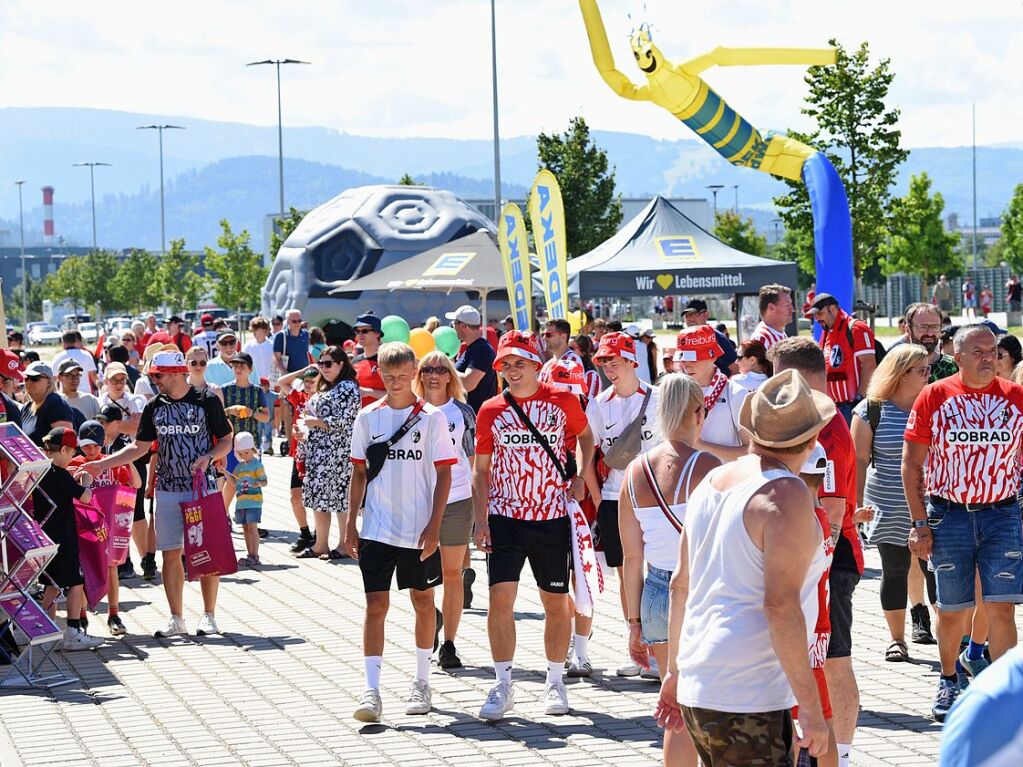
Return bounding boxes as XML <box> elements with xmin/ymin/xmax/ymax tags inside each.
<box><xmin>398</xmin><ymin>173</ymin><xmax>419</xmax><ymax>186</ymax></box>
<box><xmin>269</xmin><ymin>206</ymin><xmax>306</xmax><ymax>262</ymax></box>
<box><xmin>713</xmin><ymin>211</ymin><xmax>767</xmax><ymax>256</ymax></box>
<box><xmin>536</xmin><ymin>116</ymin><xmax>623</xmax><ymax>256</ymax></box>
<box><xmin>769</xmin><ymin>228</ymin><xmax>816</xmax><ymax>288</ymax></box>
<box><xmin>773</xmin><ymin>39</ymin><xmax>908</xmax><ymax>280</ymax></box>
<box><xmin>204</xmin><ymin>220</ymin><xmax>268</xmax><ymax>315</ymax></box>
<box><xmin>880</xmin><ymin>173</ymin><xmax>961</xmax><ymax>300</ymax></box>
<box><xmin>1000</xmin><ymin>183</ymin><xmax>1023</xmax><ymax>273</ymax></box>
<box><xmin>111</xmin><ymin>249</ymin><xmax>161</xmax><ymax>314</ymax></box>
<box><xmin>9</xmin><ymin>275</ymin><xmax>48</xmax><ymax>323</ymax></box>
<box><xmin>45</xmin><ymin>255</ymin><xmax>90</xmax><ymax>311</ymax></box>
<box><xmin>80</xmin><ymin>250</ymin><xmax>121</xmax><ymax>315</ymax></box>
<box><xmin>156</xmin><ymin>239</ymin><xmax>207</xmax><ymax>313</ymax></box>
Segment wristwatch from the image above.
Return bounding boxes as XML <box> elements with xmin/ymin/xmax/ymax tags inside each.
<box><xmin>912</xmin><ymin>519</ymin><xmax>928</xmax><ymax>529</ymax></box>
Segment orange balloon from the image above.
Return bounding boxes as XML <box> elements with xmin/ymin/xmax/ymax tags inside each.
<box><xmin>408</xmin><ymin>327</ymin><xmax>436</xmax><ymax>359</ymax></box>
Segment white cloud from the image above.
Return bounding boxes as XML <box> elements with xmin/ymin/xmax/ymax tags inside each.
<box><xmin>1</xmin><ymin>0</ymin><xmax>1021</xmax><ymax>147</ymax></box>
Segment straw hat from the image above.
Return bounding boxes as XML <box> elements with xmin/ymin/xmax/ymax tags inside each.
<box><xmin>738</xmin><ymin>369</ymin><xmax>835</xmax><ymax>448</ymax></box>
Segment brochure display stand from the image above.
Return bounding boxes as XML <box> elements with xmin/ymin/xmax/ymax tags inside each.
<box><xmin>0</xmin><ymin>422</ymin><xmax>74</xmax><ymax>689</ymax></box>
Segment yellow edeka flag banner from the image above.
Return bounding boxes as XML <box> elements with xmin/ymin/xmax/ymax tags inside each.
<box><xmin>528</xmin><ymin>170</ymin><xmax>569</xmax><ymax>321</ymax></box>
<box><xmin>497</xmin><ymin>203</ymin><xmax>532</xmax><ymax>332</ymax></box>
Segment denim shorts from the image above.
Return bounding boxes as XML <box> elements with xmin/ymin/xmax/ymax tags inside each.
<box><xmin>640</xmin><ymin>565</ymin><xmax>672</xmax><ymax>645</ymax></box>
<box><xmin>235</xmin><ymin>506</ymin><xmax>263</xmax><ymax>525</ymax></box>
<box><xmin>927</xmin><ymin>498</ymin><xmax>1023</xmax><ymax>610</ymax></box>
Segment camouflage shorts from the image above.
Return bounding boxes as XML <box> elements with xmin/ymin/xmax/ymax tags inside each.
<box><xmin>681</xmin><ymin>706</ymin><xmax>794</xmax><ymax>767</ymax></box>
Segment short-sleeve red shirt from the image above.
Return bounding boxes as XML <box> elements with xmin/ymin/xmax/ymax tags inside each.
<box><xmin>817</xmin><ymin>413</ymin><xmax>863</xmax><ymax>574</ymax></box>
<box><xmin>353</xmin><ymin>354</ymin><xmax>385</xmax><ymax>408</ymax></box>
<box><xmin>476</xmin><ymin>383</ymin><xmax>588</xmax><ymax>521</ymax></box>
<box><xmin>905</xmin><ymin>373</ymin><xmax>1023</xmax><ymax>504</ymax></box>
<box><xmin>821</xmin><ymin>311</ymin><xmax>874</xmax><ymax>404</ymax></box>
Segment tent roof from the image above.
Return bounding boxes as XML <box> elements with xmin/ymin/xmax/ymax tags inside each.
<box><xmin>568</xmin><ymin>196</ymin><xmax>797</xmax><ymax>297</ymax></box>
<box><xmin>330</xmin><ymin>229</ymin><xmax>504</xmax><ymax>296</ymax></box>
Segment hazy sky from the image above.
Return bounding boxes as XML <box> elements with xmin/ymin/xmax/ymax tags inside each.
<box><xmin>2</xmin><ymin>0</ymin><xmax>1021</xmax><ymax>147</ymax></box>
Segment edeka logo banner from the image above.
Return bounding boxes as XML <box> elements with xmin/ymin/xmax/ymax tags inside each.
<box><xmin>528</xmin><ymin>170</ymin><xmax>569</xmax><ymax>320</ymax></box>
<box><xmin>656</xmin><ymin>236</ymin><xmax>701</xmax><ymax>263</ymax></box>
<box><xmin>423</xmin><ymin>251</ymin><xmax>476</xmax><ymax>277</ymax></box>
<box><xmin>498</xmin><ymin>203</ymin><xmax>532</xmax><ymax>331</ymax></box>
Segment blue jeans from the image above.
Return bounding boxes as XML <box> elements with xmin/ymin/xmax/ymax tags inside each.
<box><xmin>640</xmin><ymin>565</ymin><xmax>672</xmax><ymax>645</ymax></box>
<box><xmin>927</xmin><ymin>498</ymin><xmax>1023</xmax><ymax>610</ymax></box>
<box><xmin>261</xmin><ymin>393</ymin><xmax>276</xmax><ymax>449</ymax></box>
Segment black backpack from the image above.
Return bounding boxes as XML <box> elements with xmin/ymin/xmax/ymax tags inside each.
<box><xmin>846</xmin><ymin>321</ymin><xmax>886</xmax><ymax>366</ymax></box>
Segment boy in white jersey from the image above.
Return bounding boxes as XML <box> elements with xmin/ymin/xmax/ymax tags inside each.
<box><xmin>344</xmin><ymin>342</ymin><xmax>456</xmax><ymax>723</ymax></box>
<box><xmin>585</xmin><ymin>331</ymin><xmax>661</xmax><ymax>677</ymax></box>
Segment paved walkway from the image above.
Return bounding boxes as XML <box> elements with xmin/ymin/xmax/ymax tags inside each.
<box><xmin>0</xmin><ymin>454</ymin><xmax>994</xmax><ymax>766</ymax></box>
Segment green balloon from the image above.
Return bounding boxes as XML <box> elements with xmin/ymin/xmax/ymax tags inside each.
<box><xmin>433</xmin><ymin>325</ymin><xmax>460</xmax><ymax>357</ymax></box>
<box><xmin>381</xmin><ymin>315</ymin><xmax>410</xmax><ymax>343</ymax></box>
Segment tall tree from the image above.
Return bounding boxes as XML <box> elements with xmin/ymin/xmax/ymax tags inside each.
<box><xmin>269</xmin><ymin>206</ymin><xmax>306</xmax><ymax>262</ymax></box>
<box><xmin>156</xmin><ymin>238</ymin><xmax>207</xmax><ymax>313</ymax></box>
<box><xmin>773</xmin><ymin>39</ymin><xmax>907</xmax><ymax>279</ymax></box>
<box><xmin>999</xmin><ymin>183</ymin><xmax>1023</xmax><ymax>273</ymax></box>
<box><xmin>111</xmin><ymin>249</ymin><xmax>161</xmax><ymax>314</ymax></box>
<box><xmin>45</xmin><ymin>255</ymin><xmax>90</xmax><ymax>311</ymax></box>
<box><xmin>204</xmin><ymin>220</ymin><xmax>268</xmax><ymax>314</ymax></box>
<box><xmin>713</xmin><ymin>211</ymin><xmax>767</xmax><ymax>256</ymax></box>
<box><xmin>880</xmin><ymin>173</ymin><xmax>961</xmax><ymax>300</ymax></box>
<box><xmin>10</xmin><ymin>275</ymin><xmax>47</xmax><ymax>322</ymax></box>
<box><xmin>536</xmin><ymin>116</ymin><xmax>623</xmax><ymax>256</ymax></box>
<box><xmin>397</xmin><ymin>173</ymin><xmax>419</xmax><ymax>186</ymax></box>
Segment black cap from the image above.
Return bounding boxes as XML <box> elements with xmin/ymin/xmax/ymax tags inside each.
<box><xmin>353</xmin><ymin>313</ymin><xmax>383</xmax><ymax>333</ymax></box>
<box><xmin>805</xmin><ymin>293</ymin><xmax>840</xmax><ymax>316</ymax></box>
<box><xmin>96</xmin><ymin>404</ymin><xmax>125</xmax><ymax>423</ymax></box>
<box><xmin>217</xmin><ymin>330</ymin><xmax>238</xmax><ymax>342</ymax></box>
<box><xmin>77</xmin><ymin>420</ymin><xmax>106</xmax><ymax>447</ymax></box>
<box><xmin>682</xmin><ymin>298</ymin><xmax>708</xmax><ymax>314</ymax></box>
<box><xmin>167</xmin><ymin>315</ymin><xmax>183</xmax><ymax>324</ymax></box>
<box><xmin>230</xmin><ymin>352</ymin><xmax>254</xmax><ymax>367</ymax></box>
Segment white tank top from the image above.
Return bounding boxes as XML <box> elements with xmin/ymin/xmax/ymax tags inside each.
<box><xmin>626</xmin><ymin>450</ymin><xmax>703</xmax><ymax>571</ymax></box>
<box><xmin>677</xmin><ymin>466</ymin><xmax>826</xmax><ymax>713</ymax></box>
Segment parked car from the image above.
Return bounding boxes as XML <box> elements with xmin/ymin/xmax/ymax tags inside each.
<box><xmin>29</xmin><ymin>324</ymin><xmax>63</xmax><ymax>346</ymax></box>
<box><xmin>78</xmin><ymin>322</ymin><xmax>100</xmax><ymax>343</ymax></box>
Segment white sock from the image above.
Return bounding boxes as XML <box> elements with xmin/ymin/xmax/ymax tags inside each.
<box><xmin>494</xmin><ymin>660</ymin><xmax>513</xmax><ymax>684</ymax></box>
<box><xmin>573</xmin><ymin>633</ymin><xmax>589</xmax><ymax>663</ymax></box>
<box><xmin>546</xmin><ymin>659</ymin><xmax>564</xmax><ymax>686</ymax></box>
<box><xmin>364</xmin><ymin>656</ymin><xmax>382</xmax><ymax>690</ymax></box>
<box><xmin>837</xmin><ymin>743</ymin><xmax>851</xmax><ymax>767</ymax></box>
<box><xmin>415</xmin><ymin>647</ymin><xmax>432</xmax><ymax>683</ymax></box>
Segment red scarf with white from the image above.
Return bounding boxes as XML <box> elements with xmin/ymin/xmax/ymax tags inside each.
<box><xmin>569</xmin><ymin>498</ymin><xmax>604</xmax><ymax>616</ymax></box>
<box><xmin>704</xmin><ymin>370</ymin><xmax>729</xmax><ymax>412</ymax></box>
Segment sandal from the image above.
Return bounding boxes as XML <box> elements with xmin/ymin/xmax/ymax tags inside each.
<box><xmin>321</xmin><ymin>549</ymin><xmax>349</xmax><ymax>561</ymax></box>
<box><xmin>296</xmin><ymin>549</ymin><xmax>323</xmax><ymax>559</ymax></box>
<box><xmin>885</xmin><ymin>640</ymin><xmax>909</xmax><ymax>662</ymax></box>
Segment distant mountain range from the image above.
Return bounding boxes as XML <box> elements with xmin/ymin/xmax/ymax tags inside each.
<box><xmin>1</xmin><ymin>106</ymin><xmax>1021</xmax><ymax>252</ymax></box>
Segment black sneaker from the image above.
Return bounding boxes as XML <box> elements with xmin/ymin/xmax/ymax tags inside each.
<box><xmin>911</xmin><ymin>603</ymin><xmax>936</xmax><ymax>644</ymax></box>
<box><xmin>289</xmin><ymin>533</ymin><xmax>315</xmax><ymax>553</ymax></box>
<box><xmin>142</xmin><ymin>553</ymin><xmax>158</xmax><ymax>581</ymax></box>
<box><xmin>118</xmin><ymin>561</ymin><xmax>137</xmax><ymax>580</ymax></box>
<box><xmin>107</xmin><ymin>615</ymin><xmax>127</xmax><ymax>637</ymax></box>
<box><xmin>462</xmin><ymin>568</ymin><xmax>476</xmax><ymax>611</ymax></box>
<box><xmin>279</xmin><ymin>442</ymin><xmax>290</xmax><ymax>457</ymax></box>
<box><xmin>257</xmin><ymin>528</ymin><xmax>269</xmax><ymax>539</ymax></box>
<box><xmin>438</xmin><ymin>640</ymin><xmax>462</xmax><ymax>669</ymax></box>
<box><xmin>433</xmin><ymin>608</ymin><xmax>444</xmax><ymax>652</ymax></box>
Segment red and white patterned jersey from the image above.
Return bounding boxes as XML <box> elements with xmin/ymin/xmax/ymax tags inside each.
<box><xmin>809</xmin><ymin>504</ymin><xmax>834</xmax><ymax>670</ymax></box>
<box><xmin>750</xmin><ymin>321</ymin><xmax>787</xmax><ymax>351</ymax></box>
<box><xmin>821</xmin><ymin>311</ymin><xmax>875</xmax><ymax>404</ymax></box>
<box><xmin>583</xmin><ymin>368</ymin><xmax>601</xmax><ymax>401</ymax></box>
<box><xmin>905</xmin><ymin>374</ymin><xmax>1023</xmax><ymax>504</ymax></box>
<box><xmin>476</xmin><ymin>383</ymin><xmax>588</xmax><ymax>521</ymax></box>
<box><xmin>540</xmin><ymin>349</ymin><xmax>583</xmax><ymax>384</ymax></box>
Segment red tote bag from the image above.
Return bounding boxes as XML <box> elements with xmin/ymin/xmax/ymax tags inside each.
<box><xmin>74</xmin><ymin>499</ymin><xmax>110</xmax><ymax>609</ymax></box>
<box><xmin>92</xmin><ymin>485</ymin><xmax>136</xmax><ymax>566</ymax></box>
<box><xmin>180</xmin><ymin>473</ymin><xmax>237</xmax><ymax>581</ymax></box>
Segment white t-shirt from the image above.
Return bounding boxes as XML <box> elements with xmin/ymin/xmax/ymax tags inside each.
<box><xmin>700</xmin><ymin>379</ymin><xmax>748</xmax><ymax>447</ymax></box>
<box><xmin>51</xmin><ymin>348</ymin><xmax>97</xmax><ymax>395</ymax></box>
<box><xmin>99</xmin><ymin>391</ymin><xmax>146</xmax><ymax>416</ymax></box>
<box><xmin>586</xmin><ymin>382</ymin><xmax>662</xmax><ymax>501</ymax></box>
<box><xmin>192</xmin><ymin>330</ymin><xmax>220</xmax><ymax>359</ymax></box>
<box><xmin>732</xmin><ymin>371</ymin><xmax>769</xmax><ymax>394</ymax></box>
<box><xmin>350</xmin><ymin>400</ymin><xmax>457</xmax><ymax>549</ymax></box>
<box><xmin>635</xmin><ymin>339</ymin><xmax>652</xmax><ymax>384</ymax></box>
<box><xmin>243</xmin><ymin>338</ymin><xmax>275</xmax><ymax>382</ymax></box>
<box><xmin>437</xmin><ymin>398</ymin><xmax>476</xmax><ymax>503</ymax></box>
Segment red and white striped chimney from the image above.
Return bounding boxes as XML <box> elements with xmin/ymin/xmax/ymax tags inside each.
<box><xmin>42</xmin><ymin>186</ymin><xmax>55</xmax><ymax>244</ymax></box>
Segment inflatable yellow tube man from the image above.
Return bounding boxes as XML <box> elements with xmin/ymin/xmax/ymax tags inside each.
<box><xmin>579</xmin><ymin>0</ymin><xmax>835</xmax><ymax>182</ymax></box>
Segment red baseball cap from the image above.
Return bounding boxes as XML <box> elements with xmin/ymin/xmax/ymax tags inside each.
<box><xmin>42</xmin><ymin>426</ymin><xmax>78</xmax><ymax>451</ymax></box>
<box><xmin>676</xmin><ymin>325</ymin><xmax>723</xmax><ymax>362</ymax></box>
<box><xmin>201</xmin><ymin>313</ymin><xmax>214</xmax><ymax>326</ymax></box>
<box><xmin>547</xmin><ymin>359</ymin><xmax>585</xmax><ymax>395</ymax></box>
<box><xmin>493</xmin><ymin>330</ymin><xmax>543</xmax><ymax>370</ymax></box>
<box><xmin>593</xmin><ymin>331</ymin><xmax>638</xmax><ymax>367</ymax></box>
<box><xmin>0</xmin><ymin>349</ymin><xmax>23</xmax><ymax>381</ymax></box>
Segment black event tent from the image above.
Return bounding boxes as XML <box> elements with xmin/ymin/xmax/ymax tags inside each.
<box><xmin>567</xmin><ymin>196</ymin><xmax>797</xmax><ymax>299</ymax></box>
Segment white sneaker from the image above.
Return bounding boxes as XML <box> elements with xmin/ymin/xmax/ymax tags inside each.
<box><xmin>616</xmin><ymin>657</ymin><xmax>642</xmax><ymax>677</ymax></box>
<box><xmin>154</xmin><ymin>615</ymin><xmax>187</xmax><ymax>638</ymax></box>
<box><xmin>479</xmin><ymin>680</ymin><xmax>515</xmax><ymax>721</ymax></box>
<box><xmin>61</xmin><ymin>627</ymin><xmax>103</xmax><ymax>651</ymax></box>
<box><xmin>566</xmin><ymin>658</ymin><xmax>593</xmax><ymax>678</ymax></box>
<box><xmin>195</xmin><ymin>612</ymin><xmax>219</xmax><ymax>636</ymax></box>
<box><xmin>640</xmin><ymin>656</ymin><xmax>660</xmax><ymax>680</ymax></box>
<box><xmin>354</xmin><ymin>688</ymin><xmax>383</xmax><ymax>722</ymax></box>
<box><xmin>405</xmin><ymin>679</ymin><xmax>432</xmax><ymax>715</ymax></box>
<box><xmin>543</xmin><ymin>681</ymin><xmax>570</xmax><ymax>715</ymax></box>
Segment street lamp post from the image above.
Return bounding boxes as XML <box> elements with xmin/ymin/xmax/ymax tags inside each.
<box><xmin>733</xmin><ymin>184</ymin><xmax>739</xmax><ymax>214</ymax></box>
<box><xmin>772</xmin><ymin>218</ymin><xmax>782</xmax><ymax>245</ymax></box>
<box><xmin>14</xmin><ymin>180</ymin><xmax>26</xmax><ymax>326</ymax></box>
<box><xmin>490</xmin><ymin>0</ymin><xmax>502</xmax><ymax>220</ymax></box>
<box><xmin>137</xmin><ymin>124</ymin><xmax>185</xmax><ymax>254</ymax></box>
<box><xmin>706</xmin><ymin>184</ymin><xmax>724</xmax><ymax>222</ymax></box>
<box><xmin>246</xmin><ymin>58</ymin><xmax>310</xmax><ymax>225</ymax></box>
<box><xmin>72</xmin><ymin>161</ymin><xmax>112</xmax><ymax>251</ymax></box>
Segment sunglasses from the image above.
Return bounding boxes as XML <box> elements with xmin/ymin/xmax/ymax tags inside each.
<box><xmin>189</xmin><ymin>359</ymin><xmax>207</xmax><ymax>367</ymax></box>
<box><xmin>355</xmin><ymin>328</ymin><xmax>374</xmax><ymax>335</ymax></box>
<box><xmin>149</xmin><ymin>373</ymin><xmax>164</xmax><ymax>381</ymax></box>
<box><xmin>317</xmin><ymin>360</ymin><xmax>336</xmax><ymax>368</ymax></box>
<box><xmin>288</xmin><ymin>319</ymin><xmax>301</xmax><ymax>324</ymax></box>
<box><xmin>420</xmin><ymin>366</ymin><xmax>449</xmax><ymax>376</ymax></box>
<box><xmin>108</xmin><ymin>376</ymin><xmax>128</xmax><ymax>385</ymax></box>
<box><xmin>25</xmin><ymin>375</ymin><xmax>43</xmax><ymax>383</ymax></box>
<box><xmin>61</xmin><ymin>372</ymin><xmax>82</xmax><ymax>379</ymax></box>
<box><xmin>122</xmin><ymin>338</ymin><xmax>135</xmax><ymax>344</ymax></box>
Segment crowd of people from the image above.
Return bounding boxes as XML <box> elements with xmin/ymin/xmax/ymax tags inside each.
<box><xmin>6</xmin><ymin>286</ymin><xmax>1023</xmax><ymax>766</ymax></box>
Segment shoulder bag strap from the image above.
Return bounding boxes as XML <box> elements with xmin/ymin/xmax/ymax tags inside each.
<box><xmin>866</xmin><ymin>398</ymin><xmax>881</xmax><ymax>467</ymax></box>
<box><xmin>384</xmin><ymin>400</ymin><xmax>427</xmax><ymax>449</ymax></box>
<box><xmin>640</xmin><ymin>453</ymin><xmax>683</xmax><ymax>533</ymax></box>
<box><xmin>502</xmin><ymin>390</ymin><xmax>569</xmax><ymax>482</ymax></box>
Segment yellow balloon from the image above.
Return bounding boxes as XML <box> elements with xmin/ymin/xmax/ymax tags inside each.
<box><xmin>408</xmin><ymin>327</ymin><xmax>436</xmax><ymax>359</ymax></box>
<box><xmin>567</xmin><ymin>310</ymin><xmax>584</xmax><ymax>336</ymax></box>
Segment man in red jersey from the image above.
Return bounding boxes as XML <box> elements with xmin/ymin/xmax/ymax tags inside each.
<box><xmin>904</xmin><ymin>323</ymin><xmax>1023</xmax><ymax>722</ymax></box>
<box><xmin>806</xmin><ymin>294</ymin><xmax>876</xmax><ymax>424</ymax></box>
<box><xmin>473</xmin><ymin>330</ymin><xmax>598</xmax><ymax>721</ymax></box>
<box><xmin>771</xmin><ymin>337</ymin><xmax>861</xmax><ymax>767</ymax></box>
